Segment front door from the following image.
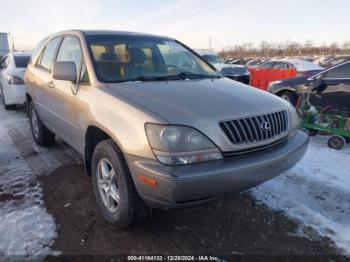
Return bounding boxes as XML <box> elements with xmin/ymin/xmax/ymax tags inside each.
<box><xmin>50</xmin><ymin>35</ymin><xmax>89</xmax><ymax>152</ymax></box>
<box><xmin>310</xmin><ymin>62</ymin><xmax>350</xmax><ymax>113</ymax></box>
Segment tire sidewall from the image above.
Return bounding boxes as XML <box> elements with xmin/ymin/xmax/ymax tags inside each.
<box><xmin>91</xmin><ymin>141</ymin><xmax>133</xmax><ymax>227</ymax></box>
<box><xmin>280</xmin><ymin>91</ymin><xmax>297</xmax><ymax>106</ymax></box>
<box><xmin>328</xmin><ymin>136</ymin><xmax>345</xmax><ymax>150</ymax></box>
<box><xmin>29</xmin><ymin>102</ymin><xmax>41</xmax><ymax>144</ymax></box>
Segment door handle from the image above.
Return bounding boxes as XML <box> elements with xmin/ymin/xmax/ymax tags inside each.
<box><xmin>47</xmin><ymin>81</ymin><xmax>55</xmax><ymax>88</ymax></box>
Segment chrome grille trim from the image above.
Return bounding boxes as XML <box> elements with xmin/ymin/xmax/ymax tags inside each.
<box><xmin>219</xmin><ymin>110</ymin><xmax>288</xmax><ymax>145</ymax></box>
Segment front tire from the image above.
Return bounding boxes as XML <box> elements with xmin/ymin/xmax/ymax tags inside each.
<box><xmin>91</xmin><ymin>139</ymin><xmax>149</xmax><ymax>229</ymax></box>
<box><xmin>327</xmin><ymin>135</ymin><xmax>346</xmax><ymax>150</ymax></box>
<box><xmin>279</xmin><ymin>91</ymin><xmax>298</xmax><ymax>106</ymax></box>
<box><xmin>29</xmin><ymin>102</ymin><xmax>55</xmax><ymax>146</ymax></box>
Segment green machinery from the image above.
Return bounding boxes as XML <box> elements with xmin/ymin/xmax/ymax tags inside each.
<box><xmin>297</xmin><ymin>102</ymin><xmax>350</xmax><ymax>150</ymax></box>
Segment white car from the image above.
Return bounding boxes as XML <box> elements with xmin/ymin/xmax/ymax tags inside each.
<box><xmin>259</xmin><ymin>58</ymin><xmax>324</xmax><ymax>77</ymax></box>
<box><xmin>195</xmin><ymin>50</ymin><xmax>251</xmax><ymax>84</ymax></box>
<box><xmin>0</xmin><ymin>52</ymin><xmax>31</xmax><ymax>109</ymax></box>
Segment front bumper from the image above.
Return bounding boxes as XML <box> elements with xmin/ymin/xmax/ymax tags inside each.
<box><xmin>125</xmin><ymin>130</ymin><xmax>309</xmax><ymax>209</ymax></box>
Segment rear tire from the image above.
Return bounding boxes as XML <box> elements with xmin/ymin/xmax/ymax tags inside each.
<box><xmin>279</xmin><ymin>91</ymin><xmax>298</xmax><ymax>106</ymax></box>
<box><xmin>327</xmin><ymin>135</ymin><xmax>346</xmax><ymax>150</ymax></box>
<box><xmin>91</xmin><ymin>139</ymin><xmax>149</xmax><ymax>229</ymax></box>
<box><xmin>29</xmin><ymin>102</ymin><xmax>55</xmax><ymax>146</ymax></box>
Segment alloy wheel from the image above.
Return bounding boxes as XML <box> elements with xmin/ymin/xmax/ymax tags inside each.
<box><xmin>97</xmin><ymin>158</ymin><xmax>120</xmax><ymax>213</ymax></box>
<box><xmin>31</xmin><ymin>108</ymin><xmax>40</xmax><ymax>139</ymax></box>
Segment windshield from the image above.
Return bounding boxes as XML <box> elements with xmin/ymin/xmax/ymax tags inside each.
<box><xmin>202</xmin><ymin>54</ymin><xmax>224</xmax><ymax>64</ymax></box>
<box><xmin>86</xmin><ymin>35</ymin><xmax>219</xmax><ymax>83</ymax></box>
<box><xmin>14</xmin><ymin>56</ymin><xmax>30</xmax><ymax>68</ymax></box>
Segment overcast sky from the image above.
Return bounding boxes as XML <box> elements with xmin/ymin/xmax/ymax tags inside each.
<box><xmin>1</xmin><ymin>0</ymin><xmax>349</xmax><ymax>51</ymax></box>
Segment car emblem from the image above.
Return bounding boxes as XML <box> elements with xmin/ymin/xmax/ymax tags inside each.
<box><xmin>261</xmin><ymin>121</ymin><xmax>271</xmax><ymax>131</ymax></box>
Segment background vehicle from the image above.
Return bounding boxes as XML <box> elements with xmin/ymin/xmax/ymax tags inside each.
<box><xmin>268</xmin><ymin>61</ymin><xmax>350</xmax><ymax>106</ymax></box>
<box><xmin>246</xmin><ymin>58</ymin><xmax>266</xmax><ymax>68</ymax></box>
<box><xmin>0</xmin><ymin>32</ymin><xmax>10</xmax><ymax>58</ymax></box>
<box><xmin>25</xmin><ymin>30</ymin><xmax>308</xmax><ymax>229</ymax></box>
<box><xmin>0</xmin><ymin>52</ymin><xmax>31</xmax><ymax>109</ymax></box>
<box><xmin>196</xmin><ymin>50</ymin><xmax>250</xmax><ymax>84</ymax></box>
<box><xmin>259</xmin><ymin>59</ymin><xmax>323</xmax><ymax>77</ymax></box>
<box><xmin>225</xmin><ymin>58</ymin><xmax>247</xmax><ymax>65</ymax></box>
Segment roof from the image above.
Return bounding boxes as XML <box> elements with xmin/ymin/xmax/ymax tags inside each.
<box><xmin>51</xmin><ymin>29</ymin><xmax>173</xmax><ymax>40</ymax></box>
<box><xmin>271</xmin><ymin>58</ymin><xmax>323</xmax><ymax>71</ymax></box>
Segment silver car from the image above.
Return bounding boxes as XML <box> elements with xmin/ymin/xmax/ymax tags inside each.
<box><xmin>25</xmin><ymin>30</ymin><xmax>309</xmax><ymax>229</ymax></box>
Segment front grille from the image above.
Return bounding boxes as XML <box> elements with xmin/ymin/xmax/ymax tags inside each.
<box><xmin>219</xmin><ymin>110</ymin><xmax>288</xmax><ymax>145</ymax></box>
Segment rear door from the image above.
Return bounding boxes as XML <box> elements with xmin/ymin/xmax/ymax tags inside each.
<box><xmin>30</xmin><ymin>37</ymin><xmax>63</xmax><ymax>130</ymax></box>
<box><xmin>310</xmin><ymin>62</ymin><xmax>350</xmax><ymax>112</ymax></box>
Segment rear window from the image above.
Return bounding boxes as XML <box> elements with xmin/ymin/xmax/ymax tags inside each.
<box><xmin>14</xmin><ymin>56</ymin><xmax>30</xmax><ymax>68</ymax></box>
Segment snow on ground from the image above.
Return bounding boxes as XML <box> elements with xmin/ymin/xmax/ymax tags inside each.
<box><xmin>0</xmin><ymin>108</ymin><xmax>58</xmax><ymax>257</ymax></box>
<box><xmin>251</xmin><ymin>136</ymin><xmax>350</xmax><ymax>254</ymax></box>
<box><xmin>0</xmin><ymin>104</ymin><xmax>81</xmax><ymax>257</ymax></box>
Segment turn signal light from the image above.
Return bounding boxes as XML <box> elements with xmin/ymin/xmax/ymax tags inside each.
<box><xmin>138</xmin><ymin>175</ymin><xmax>157</xmax><ymax>188</ymax></box>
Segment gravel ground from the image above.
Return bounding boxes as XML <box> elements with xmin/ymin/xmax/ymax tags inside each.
<box><xmin>39</xmin><ymin>165</ymin><xmax>343</xmax><ymax>259</ymax></box>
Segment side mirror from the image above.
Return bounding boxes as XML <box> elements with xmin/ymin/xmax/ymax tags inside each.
<box><xmin>53</xmin><ymin>61</ymin><xmax>77</xmax><ymax>82</ymax></box>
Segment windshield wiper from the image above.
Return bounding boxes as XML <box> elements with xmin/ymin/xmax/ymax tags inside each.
<box><xmin>167</xmin><ymin>72</ymin><xmax>221</xmax><ymax>80</ymax></box>
<box><xmin>133</xmin><ymin>75</ymin><xmax>171</xmax><ymax>82</ymax></box>
<box><xmin>108</xmin><ymin>73</ymin><xmax>221</xmax><ymax>83</ymax></box>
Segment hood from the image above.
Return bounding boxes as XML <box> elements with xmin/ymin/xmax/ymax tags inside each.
<box><xmin>108</xmin><ymin>78</ymin><xmax>289</xmax><ymax>151</ymax></box>
<box><xmin>108</xmin><ymin>78</ymin><xmax>288</xmax><ymax>125</ymax></box>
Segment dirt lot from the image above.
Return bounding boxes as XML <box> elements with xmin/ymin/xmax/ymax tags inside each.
<box><xmin>39</xmin><ymin>165</ymin><xmax>343</xmax><ymax>259</ymax></box>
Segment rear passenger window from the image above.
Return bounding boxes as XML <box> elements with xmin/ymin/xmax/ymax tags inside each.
<box><xmin>325</xmin><ymin>63</ymin><xmax>350</xmax><ymax>79</ymax></box>
<box><xmin>56</xmin><ymin>36</ymin><xmax>82</xmax><ymax>75</ymax></box>
<box><xmin>39</xmin><ymin>37</ymin><xmax>62</xmax><ymax>71</ymax></box>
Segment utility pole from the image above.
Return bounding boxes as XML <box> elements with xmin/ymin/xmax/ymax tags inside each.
<box><xmin>209</xmin><ymin>37</ymin><xmax>212</xmax><ymax>50</ymax></box>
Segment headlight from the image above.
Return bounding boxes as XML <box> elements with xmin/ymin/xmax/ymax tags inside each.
<box><xmin>287</xmin><ymin>103</ymin><xmax>300</xmax><ymax>138</ymax></box>
<box><xmin>268</xmin><ymin>80</ymin><xmax>282</xmax><ymax>88</ymax></box>
<box><xmin>145</xmin><ymin>124</ymin><xmax>223</xmax><ymax>165</ymax></box>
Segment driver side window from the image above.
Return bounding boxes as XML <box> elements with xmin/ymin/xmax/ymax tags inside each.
<box><xmin>56</xmin><ymin>36</ymin><xmax>82</xmax><ymax>78</ymax></box>
<box><xmin>324</xmin><ymin>63</ymin><xmax>350</xmax><ymax>79</ymax></box>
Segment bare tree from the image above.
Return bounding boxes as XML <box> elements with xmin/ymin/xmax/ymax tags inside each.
<box><xmin>219</xmin><ymin>40</ymin><xmax>350</xmax><ymax>59</ymax></box>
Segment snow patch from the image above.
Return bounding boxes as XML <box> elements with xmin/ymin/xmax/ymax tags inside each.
<box><xmin>0</xmin><ymin>108</ymin><xmax>58</xmax><ymax>257</ymax></box>
<box><xmin>251</xmin><ymin>136</ymin><xmax>350</xmax><ymax>254</ymax></box>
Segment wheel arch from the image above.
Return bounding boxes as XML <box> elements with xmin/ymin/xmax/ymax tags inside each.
<box><xmin>84</xmin><ymin>124</ymin><xmax>125</xmax><ymax>176</ymax></box>
<box><xmin>275</xmin><ymin>87</ymin><xmax>297</xmax><ymax>97</ymax></box>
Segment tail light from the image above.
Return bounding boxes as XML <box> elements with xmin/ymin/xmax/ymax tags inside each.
<box><xmin>7</xmin><ymin>75</ymin><xmax>25</xmax><ymax>85</ymax></box>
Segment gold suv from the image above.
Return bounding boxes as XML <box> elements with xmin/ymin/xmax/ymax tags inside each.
<box><xmin>25</xmin><ymin>30</ymin><xmax>308</xmax><ymax>229</ymax></box>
